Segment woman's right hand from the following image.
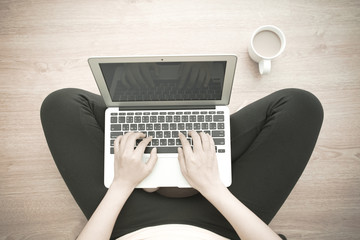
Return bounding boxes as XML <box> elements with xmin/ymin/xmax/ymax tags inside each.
<box><xmin>177</xmin><ymin>131</ymin><xmax>224</xmax><ymax>194</ymax></box>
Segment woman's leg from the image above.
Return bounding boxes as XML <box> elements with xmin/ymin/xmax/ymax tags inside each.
<box><xmin>228</xmin><ymin>88</ymin><xmax>323</xmax><ymax>223</ymax></box>
<box><xmin>41</xmin><ymin>88</ymin><xmax>108</xmax><ymax>219</ymax></box>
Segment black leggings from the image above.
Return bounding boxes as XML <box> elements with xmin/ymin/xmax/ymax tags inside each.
<box><xmin>40</xmin><ymin>88</ymin><xmax>323</xmax><ymax>240</ymax></box>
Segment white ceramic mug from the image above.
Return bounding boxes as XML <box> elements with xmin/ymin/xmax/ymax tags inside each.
<box><xmin>248</xmin><ymin>25</ymin><xmax>286</xmax><ymax>74</ymax></box>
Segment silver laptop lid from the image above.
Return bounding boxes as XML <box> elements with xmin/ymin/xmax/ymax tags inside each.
<box><xmin>88</xmin><ymin>55</ymin><xmax>237</xmax><ymax>108</ymax></box>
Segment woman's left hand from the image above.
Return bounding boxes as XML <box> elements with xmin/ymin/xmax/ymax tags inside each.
<box><xmin>112</xmin><ymin>132</ymin><xmax>158</xmax><ymax>189</ymax></box>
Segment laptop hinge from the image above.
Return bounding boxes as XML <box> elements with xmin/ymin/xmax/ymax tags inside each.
<box><xmin>117</xmin><ymin>105</ymin><xmax>216</xmax><ymax>111</ymax></box>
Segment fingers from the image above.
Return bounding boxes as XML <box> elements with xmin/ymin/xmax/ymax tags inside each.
<box><xmin>189</xmin><ymin>131</ymin><xmax>202</xmax><ymax>151</ymax></box>
<box><xmin>117</xmin><ymin>132</ymin><xmax>144</xmax><ymax>152</ymax></box>
<box><xmin>199</xmin><ymin>131</ymin><xmax>210</xmax><ymax>151</ymax></box>
<box><xmin>188</xmin><ymin>130</ymin><xmax>212</xmax><ymax>152</ymax></box>
<box><xmin>146</xmin><ymin>147</ymin><xmax>158</xmax><ymax>171</ymax></box>
<box><xmin>119</xmin><ymin>132</ymin><xmax>157</xmax><ymax>159</ymax></box>
<box><xmin>177</xmin><ymin>147</ymin><xmax>187</xmax><ymax>176</ymax></box>
<box><xmin>114</xmin><ymin>135</ymin><xmax>123</xmax><ymax>154</ymax></box>
<box><xmin>179</xmin><ymin>132</ymin><xmax>192</xmax><ymax>153</ymax></box>
<box><xmin>209</xmin><ymin>134</ymin><xmax>216</xmax><ymax>154</ymax></box>
<box><xmin>135</xmin><ymin>135</ymin><xmax>152</xmax><ymax>154</ymax></box>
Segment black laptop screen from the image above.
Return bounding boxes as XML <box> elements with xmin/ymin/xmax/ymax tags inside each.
<box><xmin>99</xmin><ymin>61</ymin><xmax>226</xmax><ymax>102</ymax></box>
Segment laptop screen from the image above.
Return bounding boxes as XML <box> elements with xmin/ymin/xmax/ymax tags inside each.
<box><xmin>99</xmin><ymin>61</ymin><xmax>226</xmax><ymax>102</ymax></box>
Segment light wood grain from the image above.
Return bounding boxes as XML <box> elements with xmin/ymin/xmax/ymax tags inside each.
<box><xmin>1</xmin><ymin>0</ymin><xmax>359</xmax><ymax>239</ymax></box>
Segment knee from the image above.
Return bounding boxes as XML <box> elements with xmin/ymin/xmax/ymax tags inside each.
<box><xmin>278</xmin><ymin>88</ymin><xmax>324</xmax><ymax>125</ymax></box>
<box><xmin>40</xmin><ymin>88</ymin><xmax>83</xmax><ymax>122</ymax></box>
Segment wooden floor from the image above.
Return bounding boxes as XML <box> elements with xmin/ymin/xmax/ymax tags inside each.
<box><xmin>1</xmin><ymin>0</ymin><xmax>359</xmax><ymax>239</ymax></box>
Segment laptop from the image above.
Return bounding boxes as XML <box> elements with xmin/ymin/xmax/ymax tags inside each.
<box><xmin>88</xmin><ymin>55</ymin><xmax>237</xmax><ymax>188</ymax></box>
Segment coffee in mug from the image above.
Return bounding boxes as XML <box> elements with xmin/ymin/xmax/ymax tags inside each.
<box><xmin>248</xmin><ymin>25</ymin><xmax>286</xmax><ymax>74</ymax></box>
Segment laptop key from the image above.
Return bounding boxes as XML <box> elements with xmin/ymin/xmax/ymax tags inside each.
<box><xmin>201</xmin><ymin>123</ymin><xmax>209</xmax><ymax>130</ymax></box>
<box><xmin>158</xmin><ymin>116</ymin><xmax>165</xmax><ymax>122</ymax></box>
<box><xmin>144</xmin><ymin>147</ymin><xmax>178</xmax><ymax>153</ymax></box>
<box><xmin>162</xmin><ymin>123</ymin><xmax>169</xmax><ymax>130</ymax></box>
<box><xmin>168</xmin><ymin>139</ymin><xmax>175</xmax><ymax>145</ymax></box>
<box><xmin>172</xmin><ymin>131</ymin><xmax>179</xmax><ymax>138</ymax></box>
<box><xmin>126</xmin><ymin>116</ymin><xmax>133</xmax><ymax>123</ymax></box>
<box><xmin>182</xmin><ymin>116</ymin><xmax>189</xmax><ymax>122</ymax></box>
<box><xmin>164</xmin><ymin>131</ymin><xmax>171</xmax><ymax>138</ymax></box>
<box><xmin>118</xmin><ymin>117</ymin><xmax>125</xmax><ymax>123</ymax></box>
<box><xmin>150</xmin><ymin>116</ymin><xmax>157</xmax><ymax>122</ymax></box>
<box><xmin>134</xmin><ymin>116</ymin><xmax>141</xmax><ymax>123</ymax></box>
<box><xmin>152</xmin><ymin>139</ymin><xmax>159</xmax><ymax>146</ymax></box>
<box><xmin>213</xmin><ymin>138</ymin><xmax>225</xmax><ymax>145</ymax></box>
<box><xmin>111</xmin><ymin>117</ymin><xmax>117</xmax><ymax>123</ymax></box>
<box><xmin>214</xmin><ymin>115</ymin><xmax>224</xmax><ymax>122</ymax></box>
<box><xmin>178</xmin><ymin>123</ymin><xmax>185</xmax><ymax>130</ymax></box>
<box><xmin>111</xmin><ymin>124</ymin><xmax>121</xmax><ymax>131</ymax></box>
<box><xmin>166</xmin><ymin>116</ymin><xmax>173</xmax><ymax>122</ymax></box>
<box><xmin>160</xmin><ymin>139</ymin><xmax>167</xmax><ymax>146</ymax></box>
<box><xmin>212</xmin><ymin>130</ymin><xmax>225</xmax><ymax>137</ymax></box>
<box><xmin>190</xmin><ymin>116</ymin><xmax>197</xmax><ymax>122</ymax></box>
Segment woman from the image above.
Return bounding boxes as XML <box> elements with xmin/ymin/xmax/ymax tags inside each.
<box><xmin>41</xmin><ymin>88</ymin><xmax>323</xmax><ymax>240</ymax></box>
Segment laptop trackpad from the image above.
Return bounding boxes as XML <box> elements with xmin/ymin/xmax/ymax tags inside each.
<box><xmin>136</xmin><ymin>154</ymin><xmax>190</xmax><ymax>188</ymax></box>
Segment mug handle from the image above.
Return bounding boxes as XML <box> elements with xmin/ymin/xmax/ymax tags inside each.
<box><xmin>259</xmin><ymin>60</ymin><xmax>271</xmax><ymax>75</ymax></box>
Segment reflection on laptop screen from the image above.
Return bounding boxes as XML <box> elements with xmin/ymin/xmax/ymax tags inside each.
<box><xmin>99</xmin><ymin>61</ymin><xmax>226</xmax><ymax>102</ymax></box>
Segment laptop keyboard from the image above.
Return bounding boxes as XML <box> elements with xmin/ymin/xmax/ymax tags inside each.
<box><xmin>109</xmin><ymin>110</ymin><xmax>226</xmax><ymax>155</ymax></box>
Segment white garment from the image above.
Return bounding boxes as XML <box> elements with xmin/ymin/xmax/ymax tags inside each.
<box><xmin>116</xmin><ymin>224</ymin><xmax>231</xmax><ymax>240</ymax></box>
